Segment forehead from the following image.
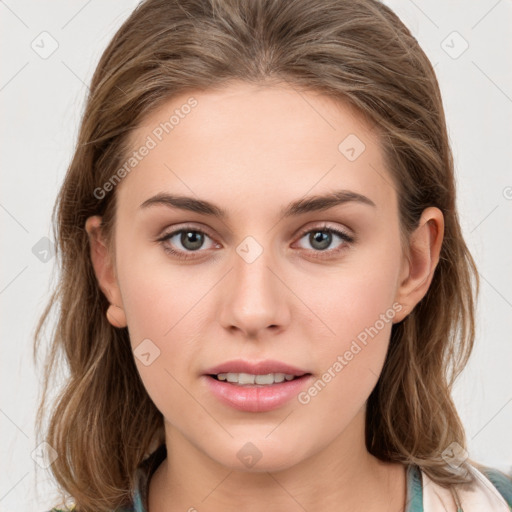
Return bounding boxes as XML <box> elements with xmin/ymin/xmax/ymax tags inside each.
<box><xmin>118</xmin><ymin>81</ymin><xmax>396</xmax><ymax>219</ymax></box>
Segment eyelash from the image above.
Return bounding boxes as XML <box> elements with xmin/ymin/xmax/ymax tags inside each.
<box><xmin>156</xmin><ymin>224</ymin><xmax>354</xmax><ymax>261</ymax></box>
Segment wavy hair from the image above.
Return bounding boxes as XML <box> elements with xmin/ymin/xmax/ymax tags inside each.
<box><xmin>34</xmin><ymin>0</ymin><xmax>480</xmax><ymax>509</ymax></box>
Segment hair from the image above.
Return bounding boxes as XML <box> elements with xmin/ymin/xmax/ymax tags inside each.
<box><xmin>33</xmin><ymin>0</ymin><xmax>481</xmax><ymax>510</ymax></box>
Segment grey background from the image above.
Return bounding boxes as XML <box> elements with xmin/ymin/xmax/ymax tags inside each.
<box><xmin>1</xmin><ymin>1</ymin><xmax>511</xmax><ymax>510</ymax></box>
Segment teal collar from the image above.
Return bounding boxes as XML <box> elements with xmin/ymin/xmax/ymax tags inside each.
<box><xmin>405</xmin><ymin>463</ymin><xmax>424</xmax><ymax>511</ymax></box>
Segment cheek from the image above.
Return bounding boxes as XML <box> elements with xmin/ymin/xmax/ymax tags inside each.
<box><xmin>114</xmin><ymin>229</ymin><xmax>204</xmax><ymax>341</ymax></box>
<box><xmin>297</xmin><ymin>235</ymin><xmax>402</xmax><ymax>346</ymax></box>
<box><xmin>115</xmin><ymin>248</ymin><xmax>209</xmax><ymax>417</ymax></box>
<box><xmin>296</xmin><ymin>269</ymin><xmax>396</xmax><ymax>377</ymax></box>
<box><xmin>292</xmin><ymin>237</ymin><xmax>402</xmax><ymax>408</ymax></box>
<box><xmin>114</xmin><ymin>235</ymin><xmax>221</xmax><ymax>392</ymax></box>
<box><xmin>293</xmin><ymin>284</ymin><xmax>397</xmax><ymax>433</ymax></box>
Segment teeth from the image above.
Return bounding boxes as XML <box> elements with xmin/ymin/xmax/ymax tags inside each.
<box><xmin>216</xmin><ymin>372</ymin><xmax>298</xmax><ymax>385</ymax></box>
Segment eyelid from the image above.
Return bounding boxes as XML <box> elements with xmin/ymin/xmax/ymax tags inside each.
<box><xmin>295</xmin><ymin>222</ymin><xmax>354</xmax><ymax>242</ymax></box>
<box><xmin>157</xmin><ymin>222</ymin><xmax>218</xmax><ymax>242</ymax></box>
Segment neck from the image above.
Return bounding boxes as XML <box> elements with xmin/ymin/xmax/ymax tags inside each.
<box><xmin>148</xmin><ymin>408</ymin><xmax>406</xmax><ymax>512</ymax></box>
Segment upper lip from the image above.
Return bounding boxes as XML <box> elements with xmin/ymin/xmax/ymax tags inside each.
<box><xmin>203</xmin><ymin>359</ymin><xmax>311</xmax><ymax>377</ymax></box>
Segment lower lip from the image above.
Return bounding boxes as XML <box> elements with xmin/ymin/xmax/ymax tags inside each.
<box><xmin>202</xmin><ymin>374</ymin><xmax>313</xmax><ymax>412</ymax></box>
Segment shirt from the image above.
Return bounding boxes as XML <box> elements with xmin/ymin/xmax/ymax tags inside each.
<box><xmin>48</xmin><ymin>443</ymin><xmax>512</xmax><ymax>511</ymax></box>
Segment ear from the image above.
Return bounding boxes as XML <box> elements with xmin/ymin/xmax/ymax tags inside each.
<box><xmin>84</xmin><ymin>215</ymin><xmax>127</xmax><ymax>328</ymax></box>
<box><xmin>393</xmin><ymin>207</ymin><xmax>444</xmax><ymax>323</ymax></box>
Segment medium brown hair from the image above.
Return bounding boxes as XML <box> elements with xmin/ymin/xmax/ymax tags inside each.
<box><xmin>34</xmin><ymin>0</ymin><xmax>480</xmax><ymax>509</ymax></box>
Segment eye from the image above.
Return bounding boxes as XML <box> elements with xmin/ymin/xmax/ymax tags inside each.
<box><xmin>157</xmin><ymin>223</ymin><xmax>354</xmax><ymax>261</ymax></box>
<box><xmin>294</xmin><ymin>224</ymin><xmax>354</xmax><ymax>258</ymax></box>
<box><xmin>157</xmin><ymin>225</ymin><xmax>218</xmax><ymax>260</ymax></box>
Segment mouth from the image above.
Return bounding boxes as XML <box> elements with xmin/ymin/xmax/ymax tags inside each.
<box><xmin>201</xmin><ymin>359</ymin><xmax>313</xmax><ymax>411</ymax></box>
<box><xmin>202</xmin><ymin>372</ymin><xmax>314</xmax><ymax>412</ymax></box>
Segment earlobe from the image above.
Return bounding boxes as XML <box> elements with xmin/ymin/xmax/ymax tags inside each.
<box><xmin>106</xmin><ymin>304</ymin><xmax>127</xmax><ymax>329</ymax></box>
<box><xmin>85</xmin><ymin>215</ymin><xmax>127</xmax><ymax>328</ymax></box>
<box><xmin>393</xmin><ymin>207</ymin><xmax>444</xmax><ymax>322</ymax></box>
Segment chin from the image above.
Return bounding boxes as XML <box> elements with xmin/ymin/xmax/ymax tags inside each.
<box><xmin>208</xmin><ymin>438</ymin><xmax>308</xmax><ymax>473</ymax></box>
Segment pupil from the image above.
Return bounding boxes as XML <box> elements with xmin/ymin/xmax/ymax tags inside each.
<box><xmin>310</xmin><ymin>231</ymin><xmax>331</xmax><ymax>250</ymax></box>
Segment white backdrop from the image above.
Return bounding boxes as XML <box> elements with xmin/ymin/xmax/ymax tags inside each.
<box><xmin>1</xmin><ymin>1</ymin><xmax>511</xmax><ymax>510</ymax></box>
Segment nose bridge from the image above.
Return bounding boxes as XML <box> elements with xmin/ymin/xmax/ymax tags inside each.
<box><xmin>219</xmin><ymin>234</ymin><xmax>290</xmax><ymax>335</ymax></box>
<box><xmin>233</xmin><ymin>234</ymin><xmax>279</xmax><ymax>311</ymax></box>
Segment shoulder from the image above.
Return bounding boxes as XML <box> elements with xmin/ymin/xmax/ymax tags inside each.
<box><xmin>477</xmin><ymin>465</ymin><xmax>512</xmax><ymax>508</ymax></box>
<box><xmin>420</xmin><ymin>463</ymin><xmax>512</xmax><ymax>511</ymax></box>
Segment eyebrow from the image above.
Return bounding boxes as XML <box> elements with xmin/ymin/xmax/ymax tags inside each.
<box><xmin>139</xmin><ymin>189</ymin><xmax>376</xmax><ymax>218</ymax></box>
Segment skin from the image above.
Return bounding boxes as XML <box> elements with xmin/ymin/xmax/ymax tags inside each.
<box><xmin>85</xmin><ymin>81</ymin><xmax>444</xmax><ymax>512</ymax></box>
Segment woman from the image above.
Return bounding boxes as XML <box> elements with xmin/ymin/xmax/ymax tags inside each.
<box><xmin>35</xmin><ymin>0</ymin><xmax>512</xmax><ymax>510</ymax></box>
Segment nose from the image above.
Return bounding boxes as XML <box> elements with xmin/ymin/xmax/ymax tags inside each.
<box><xmin>218</xmin><ymin>241</ymin><xmax>291</xmax><ymax>339</ymax></box>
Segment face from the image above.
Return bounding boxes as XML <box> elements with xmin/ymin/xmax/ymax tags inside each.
<box><xmin>89</xmin><ymin>81</ymin><xmax>428</xmax><ymax>472</ymax></box>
